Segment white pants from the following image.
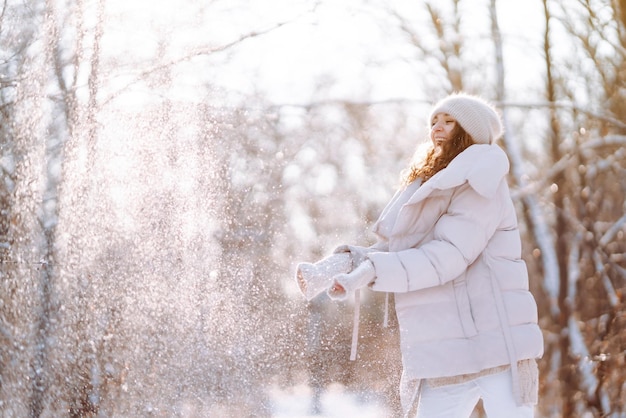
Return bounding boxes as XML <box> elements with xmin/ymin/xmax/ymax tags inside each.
<box><xmin>400</xmin><ymin>370</ymin><xmax>534</xmax><ymax>418</ymax></box>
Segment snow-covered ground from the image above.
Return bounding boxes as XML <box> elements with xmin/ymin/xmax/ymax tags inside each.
<box><xmin>269</xmin><ymin>383</ymin><xmax>391</xmax><ymax>418</ymax></box>
<box><xmin>268</xmin><ymin>384</ymin><xmax>512</xmax><ymax>418</ymax></box>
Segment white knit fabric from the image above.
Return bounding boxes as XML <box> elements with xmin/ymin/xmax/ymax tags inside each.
<box><xmin>295</xmin><ymin>252</ymin><xmax>352</xmax><ymax>300</ymax></box>
<box><xmin>429</xmin><ymin>93</ymin><xmax>503</xmax><ymax>144</ymax></box>
<box><xmin>327</xmin><ymin>259</ymin><xmax>376</xmax><ymax>301</ymax></box>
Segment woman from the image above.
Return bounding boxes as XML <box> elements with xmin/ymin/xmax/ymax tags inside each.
<box><xmin>331</xmin><ymin>93</ymin><xmax>544</xmax><ymax>417</ymax></box>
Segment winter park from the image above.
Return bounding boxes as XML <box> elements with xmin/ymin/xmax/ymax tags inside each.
<box><xmin>1</xmin><ymin>0</ymin><xmax>625</xmax><ymax>416</ymax></box>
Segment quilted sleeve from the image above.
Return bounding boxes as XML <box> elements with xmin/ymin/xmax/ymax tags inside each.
<box><xmin>369</xmin><ymin>182</ymin><xmax>505</xmax><ymax>292</ymax></box>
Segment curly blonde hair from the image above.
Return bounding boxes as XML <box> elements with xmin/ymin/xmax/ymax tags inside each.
<box><xmin>401</xmin><ymin>124</ymin><xmax>475</xmax><ymax>185</ymax></box>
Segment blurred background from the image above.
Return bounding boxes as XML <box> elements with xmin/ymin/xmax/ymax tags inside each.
<box><xmin>0</xmin><ymin>0</ymin><xmax>624</xmax><ymax>416</ymax></box>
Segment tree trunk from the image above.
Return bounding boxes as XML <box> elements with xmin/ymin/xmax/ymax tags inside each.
<box><xmin>542</xmin><ymin>1</ymin><xmax>577</xmax><ymax>415</ymax></box>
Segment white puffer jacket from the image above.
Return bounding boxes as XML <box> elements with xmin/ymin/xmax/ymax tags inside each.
<box><xmin>367</xmin><ymin>144</ymin><xmax>543</xmax><ymax>385</ymax></box>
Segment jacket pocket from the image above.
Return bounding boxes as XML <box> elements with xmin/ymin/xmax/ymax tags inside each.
<box><xmin>453</xmin><ymin>278</ymin><xmax>478</xmax><ymax>337</ymax></box>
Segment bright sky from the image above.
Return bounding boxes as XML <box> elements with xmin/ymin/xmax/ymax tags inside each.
<box><xmin>104</xmin><ymin>0</ymin><xmax>547</xmax><ymax>108</ymax></box>
<box><xmin>207</xmin><ymin>0</ymin><xmax>546</xmax><ymax>104</ymax></box>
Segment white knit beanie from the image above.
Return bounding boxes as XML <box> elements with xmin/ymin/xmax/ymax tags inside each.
<box><xmin>429</xmin><ymin>93</ymin><xmax>503</xmax><ymax>144</ymax></box>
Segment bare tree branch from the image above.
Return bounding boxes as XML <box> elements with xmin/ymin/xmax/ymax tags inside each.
<box><xmin>500</xmin><ymin>101</ymin><xmax>626</xmax><ymax>130</ymax></box>
<box><xmin>582</xmin><ymin>134</ymin><xmax>626</xmax><ymax>149</ymax></box>
<box><xmin>598</xmin><ymin>212</ymin><xmax>626</xmax><ymax>248</ymax></box>
<box><xmin>593</xmin><ymin>251</ymin><xmax>620</xmax><ymax>308</ymax></box>
<box><xmin>100</xmin><ymin>21</ymin><xmax>290</xmax><ymax>107</ymax></box>
<box><xmin>568</xmin><ymin>316</ymin><xmax>600</xmax><ymax>401</ymax></box>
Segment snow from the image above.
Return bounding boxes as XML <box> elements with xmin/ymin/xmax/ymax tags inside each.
<box><xmin>269</xmin><ymin>383</ymin><xmax>390</xmax><ymax>418</ymax></box>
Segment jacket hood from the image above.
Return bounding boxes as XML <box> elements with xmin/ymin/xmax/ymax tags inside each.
<box><xmin>407</xmin><ymin>144</ymin><xmax>509</xmax><ymax>205</ymax></box>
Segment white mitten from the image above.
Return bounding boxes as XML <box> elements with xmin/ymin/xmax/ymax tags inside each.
<box><xmin>333</xmin><ymin>244</ymin><xmax>368</xmax><ymax>267</ymax></box>
<box><xmin>327</xmin><ymin>259</ymin><xmax>376</xmax><ymax>301</ymax></box>
<box><xmin>295</xmin><ymin>252</ymin><xmax>352</xmax><ymax>301</ymax></box>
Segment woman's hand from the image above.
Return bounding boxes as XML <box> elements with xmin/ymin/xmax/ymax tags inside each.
<box><xmin>333</xmin><ymin>244</ymin><xmax>368</xmax><ymax>268</ymax></box>
<box><xmin>327</xmin><ymin>259</ymin><xmax>376</xmax><ymax>301</ymax></box>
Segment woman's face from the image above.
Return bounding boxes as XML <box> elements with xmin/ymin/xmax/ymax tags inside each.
<box><xmin>430</xmin><ymin>112</ymin><xmax>457</xmax><ymax>148</ymax></box>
